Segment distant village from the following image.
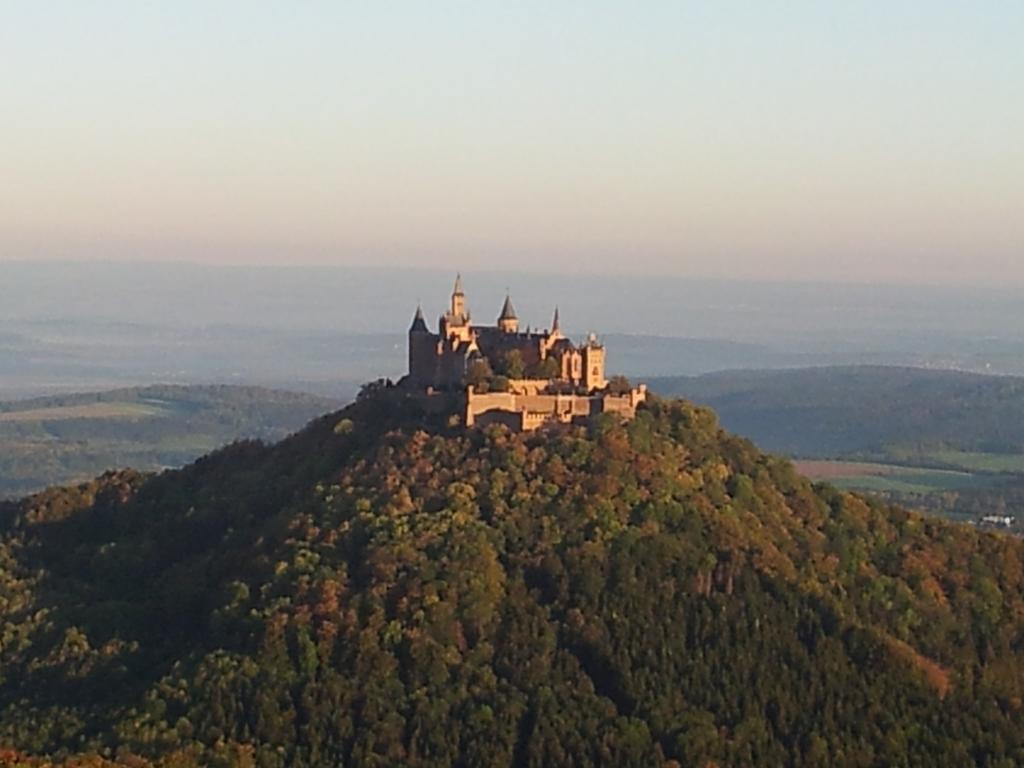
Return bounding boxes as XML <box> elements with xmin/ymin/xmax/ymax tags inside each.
<box><xmin>401</xmin><ymin>276</ymin><xmax>646</xmax><ymax>431</ymax></box>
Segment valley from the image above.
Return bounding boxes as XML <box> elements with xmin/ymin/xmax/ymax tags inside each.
<box><xmin>0</xmin><ymin>385</ymin><xmax>341</xmax><ymax>499</ymax></box>
<box><xmin>654</xmin><ymin>366</ymin><xmax>1024</xmax><ymax>531</ymax></box>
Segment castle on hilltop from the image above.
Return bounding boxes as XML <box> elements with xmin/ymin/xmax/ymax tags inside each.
<box><xmin>404</xmin><ymin>275</ymin><xmax>646</xmax><ymax>431</ymax></box>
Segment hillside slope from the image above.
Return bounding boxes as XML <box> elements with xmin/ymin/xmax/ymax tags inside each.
<box><xmin>651</xmin><ymin>365</ymin><xmax>1024</xmax><ymax>459</ymax></box>
<box><xmin>0</xmin><ymin>385</ymin><xmax>341</xmax><ymax>499</ymax></box>
<box><xmin>0</xmin><ymin>393</ymin><xmax>1023</xmax><ymax>766</ymax></box>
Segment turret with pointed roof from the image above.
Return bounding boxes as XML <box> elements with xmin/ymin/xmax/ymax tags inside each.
<box><xmin>498</xmin><ymin>294</ymin><xmax>519</xmax><ymax>333</ymax></box>
<box><xmin>450</xmin><ymin>273</ymin><xmax>467</xmax><ymax>321</ymax></box>
<box><xmin>406</xmin><ymin>274</ymin><xmax>609</xmax><ymax>395</ymax></box>
<box><xmin>409</xmin><ymin>305</ymin><xmax>428</xmax><ymax>333</ymax></box>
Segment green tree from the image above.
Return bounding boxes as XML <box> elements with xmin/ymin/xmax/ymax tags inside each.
<box><xmin>530</xmin><ymin>356</ymin><xmax>561</xmax><ymax>380</ymax></box>
<box><xmin>465</xmin><ymin>358</ymin><xmax>494</xmax><ymax>392</ymax></box>
<box><xmin>607</xmin><ymin>374</ymin><xmax>632</xmax><ymax>395</ymax></box>
<box><xmin>496</xmin><ymin>350</ymin><xmax>526</xmax><ymax>379</ymax></box>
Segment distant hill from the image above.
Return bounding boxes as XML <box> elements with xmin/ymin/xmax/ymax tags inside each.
<box><xmin>1</xmin><ymin>392</ymin><xmax>1024</xmax><ymax>764</ymax></box>
<box><xmin>650</xmin><ymin>366</ymin><xmax>1024</xmax><ymax>461</ymax></box>
<box><xmin>0</xmin><ymin>385</ymin><xmax>341</xmax><ymax>499</ymax></box>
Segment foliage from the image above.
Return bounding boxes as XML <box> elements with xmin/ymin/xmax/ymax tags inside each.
<box><xmin>0</xmin><ymin>393</ymin><xmax>1023</xmax><ymax>765</ymax></box>
<box><xmin>528</xmin><ymin>357</ymin><xmax>561</xmax><ymax>380</ymax></box>
<box><xmin>356</xmin><ymin>379</ymin><xmax>393</xmax><ymax>401</ymax></box>
<box><xmin>465</xmin><ymin>359</ymin><xmax>494</xmax><ymax>392</ymax></box>
<box><xmin>494</xmin><ymin>350</ymin><xmax>526</xmax><ymax>380</ymax></box>
<box><xmin>607</xmin><ymin>375</ymin><xmax>632</xmax><ymax>395</ymax></box>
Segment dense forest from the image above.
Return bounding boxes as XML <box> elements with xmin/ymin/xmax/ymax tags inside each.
<box><xmin>1</xmin><ymin>391</ymin><xmax>1024</xmax><ymax>765</ymax></box>
<box><xmin>651</xmin><ymin>366</ymin><xmax>1024</xmax><ymax>460</ymax></box>
<box><xmin>0</xmin><ymin>385</ymin><xmax>339</xmax><ymax>499</ymax></box>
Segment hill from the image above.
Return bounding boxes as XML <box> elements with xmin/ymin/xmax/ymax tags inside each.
<box><xmin>650</xmin><ymin>366</ymin><xmax>1024</xmax><ymax>462</ymax></box>
<box><xmin>0</xmin><ymin>385</ymin><xmax>341</xmax><ymax>499</ymax></box>
<box><xmin>0</xmin><ymin>392</ymin><xmax>1023</xmax><ymax>765</ymax></box>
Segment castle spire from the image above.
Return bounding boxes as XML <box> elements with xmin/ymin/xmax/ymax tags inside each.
<box><xmin>498</xmin><ymin>294</ymin><xmax>519</xmax><ymax>333</ymax></box>
<box><xmin>551</xmin><ymin>306</ymin><xmax>560</xmax><ymax>334</ymax></box>
<box><xmin>450</xmin><ymin>273</ymin><xmax>467</xmax><ymax>320</ymax></box>
<box><xmin>409</xmin><ymin>304</ymin><xmax>428</xmax><ymax>333</ymax></box>
<box><xmin>499</xmin><ymin>294</ymin><xmax>517</xmax><ymax>321</ymax></box>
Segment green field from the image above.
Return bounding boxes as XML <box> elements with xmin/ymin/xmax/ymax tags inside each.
<box><xmin>913</xmin><ymin>450</ymin><xmax>1024</xmax><ymax>474</ymax></box>
<box><xmin>0</xmin><ymin>385</ymin><xmax>340</xmax><ymax>499</ymax></box>
<box><xmin>829</xmin><ymin>473</ymin><xmax>992</xmax><ymax>495</ymax></box>
<box><xmin>0</xmin><ymin>401</ymin><xmax>168</xmax><ymax>422</ymax></box>
<box><xmin>793</xmin><ymin>459</ymin><xmax>1002</xmax><ymax>495</ymax></box>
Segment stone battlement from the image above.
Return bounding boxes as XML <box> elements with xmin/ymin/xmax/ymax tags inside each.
<box><xmin>465</xmin><ymin>384</ymin><xmax>647</xmax><ymax>431</ymax></box>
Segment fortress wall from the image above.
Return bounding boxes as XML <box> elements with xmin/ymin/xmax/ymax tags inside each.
<box><xmin>472</xmin><ymin>409</ymin><xmax>526</xmax><ymax>430</ymax></box>
<box><xmin>464</xmin><ymin>386</ymin><xmax>646</xmax><ymax>431</ymax></box>
<box><xmin>467</xmin><ymin>389</ymin><xmax>614</xmax><ymax>430</ymax></box>
<box><xmin>466</xmin><ymin>391</ymin><xmax>518</xmax><ymax>410</ymax></box>
<box><xmin>465</xmin><ymin>391</ymin><xmax>517</xmax><ymax>426</ymax></box>
<box><xmin>597</xmin><ymin>387</ymin><xmax>647</xmax><ymax>416</ymax></box>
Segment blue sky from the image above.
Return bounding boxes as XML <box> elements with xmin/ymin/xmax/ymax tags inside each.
<box><xmin>1</xmin><ymin>2</ymin><xmax>1021</xmax><ymax>282</ymax></box>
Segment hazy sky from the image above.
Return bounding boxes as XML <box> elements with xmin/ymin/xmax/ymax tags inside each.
<box><xmin>2</xmin><ymin>2</ymin><xmax>1021</xmax><ymax>283</ymax></box>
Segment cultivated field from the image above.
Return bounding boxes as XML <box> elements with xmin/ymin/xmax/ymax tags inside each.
<box><xmin>0</xmin><ymin>385</ymin><xmax>340</xmax><ymax>499</ymax></box>
<box><xmin>793</xmin><ymin>459</ymin><xmax>1000</xmax><ymax>495</ymax></box>
<box><xmin>917</xmin><ymin>450</ymin><xmax>1024</xmax><ymax>474</ymax></box>
<box><xmin>0</xmin><ymin>402</ymin><xmax>168</xmax><ymax>422</ymax></box>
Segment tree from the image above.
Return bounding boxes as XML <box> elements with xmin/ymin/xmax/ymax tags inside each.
<box><xmin>496</xmin><ymin>350</ymin><xmax>526</xmax><ymax>379</ymax></box>
<box><xmin>358</xmin><ymin>378</ymin><xmax>391</xmax><ymax>400</ymax></box>
<box><xmin>607</xmin><ymin>374</ymin><xmax>632</xmax><ymax>395</ymax></box>
<box><xmin>530</xmin><ymin>356</ymin><xmax>561</xmax><ymax>380</ymax></box>
<box><xmin>465</xmin><ymin>359</ymin><xmax>494</xmax><ymax>392</ymax></box>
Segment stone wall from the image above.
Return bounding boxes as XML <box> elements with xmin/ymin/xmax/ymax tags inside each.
<box><xmin>465</xmin><ymin>384</ymin><xmax>646</xmax><ymax>432</ymax></box>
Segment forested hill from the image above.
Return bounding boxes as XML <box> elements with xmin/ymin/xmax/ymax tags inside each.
<box><xmin>0</xmin><ymin>385</ymin><xmax>341</xmax><ymax>499</ymax></box>
<box><xmin>650</xmin><ymin>365</ymin><xmax>1024</xmax><ymax>459</ymax></box>
<box><xmin>2</xmin><ymin>392</ymin><xmax>1024</xmax><ymax>766</ymax></box>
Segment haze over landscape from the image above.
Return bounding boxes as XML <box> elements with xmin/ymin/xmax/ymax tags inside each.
<box><xmin>8</xmin><ymin>263</ymin><xmax>1024</xmax><ymax>402</ymax></box>
<box><xmin>4</xmin><ymin>3</ymin><xmax>1022</xmax><ymax>401</ymax></box>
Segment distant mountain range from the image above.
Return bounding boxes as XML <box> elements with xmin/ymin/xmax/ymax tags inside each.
<box><xmin>650</xmin><ymin>365</ymin><xmax>1024</xmax><ymax>460</ymax></box>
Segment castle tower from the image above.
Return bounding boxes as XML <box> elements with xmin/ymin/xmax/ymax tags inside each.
<box><xmin>409</xmin><ymin>304</ymin><xmax>428</xmax><ymax>333</ymax></box>
<box><xmin>551</xmin><ymin>306</ymin><xmax>561</xmax><ymax>336</ymax></box>
<box><xmin>408</xmin><ymin>305</ymin><xmax>437</xmax><ymax>387</ymax></box>
<box><xmin>441</xmin><ymin>273</ymin><xmax>474</xmax><ymax>347</ymax></box>
<box><xmin>451</xmin><ymin>273</ymin><xmax>467</xmax><ymax>321</ymax></box>
<box><xmin>582</xmin><ymin>333</ymin><xmax>607</xmax><ymax>391</ymax></box>
<box><xmin>498</xmin><ymin>294</ymin><xmax>519</xmax><ymax>334</ymax></box>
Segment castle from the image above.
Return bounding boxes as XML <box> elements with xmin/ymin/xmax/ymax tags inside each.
<box><xmin>404</xmin><ymin>276</ymin><xmax>646</xmax><ymax>431</ymax></box>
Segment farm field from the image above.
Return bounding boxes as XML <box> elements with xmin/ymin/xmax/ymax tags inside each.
<box><xmin>914</xmin><ymin>450</ymin><xmax>1024</xmax><ymax>474</ymax></box>
<box><xmin>793</xmin><ymin>459</ymin><xmax>1003</xmax><ymax>495</ymax></box>
<box><xmin>0</xmin><ymin>385</ymin><xmax>340</xmax><ymax>499</ymax></box>
<box><xmin>0</xmin><ymin>401</ymin><xmax>168</xmax><ymax>422</ymax></box>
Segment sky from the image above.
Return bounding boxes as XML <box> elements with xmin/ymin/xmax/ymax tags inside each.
<box><xmin>1</xmin><ymin>2</ymin><xmax>1021</xmax><ymax>283</ymax></box>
